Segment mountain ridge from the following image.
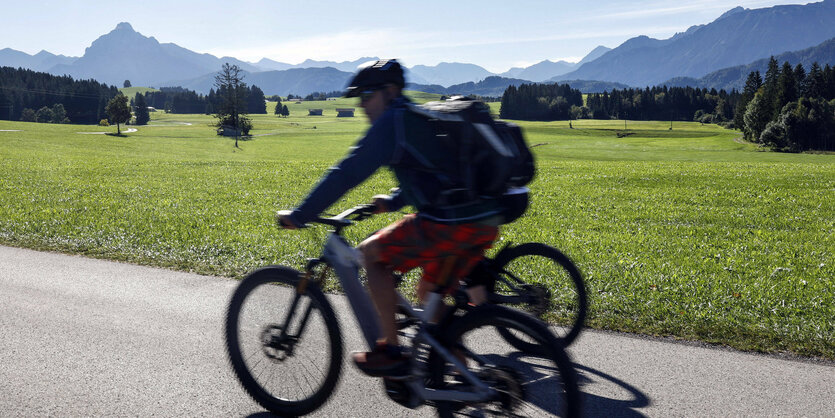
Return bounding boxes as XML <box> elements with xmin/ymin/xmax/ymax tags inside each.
<box><xmin>3</xmin><ymin>2</ymin><xmax>835</xmax><ymax>96</ymax></box>
<box><xmin>555</xmin><ymin>0</ymin><xmax>835</xmax><ymax>86</ymax></box>
<box><xmin>663</xmin><ymin>36</ymin><xmax>835</xmax><ymax>90</ymax></box>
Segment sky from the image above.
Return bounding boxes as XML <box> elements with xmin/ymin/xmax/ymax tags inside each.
<box><xmin>0</xmin><ymin>0</ymin><xmax>816</xmax><ymax>73</ymax></box>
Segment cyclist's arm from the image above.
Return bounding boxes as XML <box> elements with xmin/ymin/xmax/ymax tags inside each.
<box><xmin>286</xmin><ymin>116</ymin><xmax>397</xmax><ymax>225</ymax></box>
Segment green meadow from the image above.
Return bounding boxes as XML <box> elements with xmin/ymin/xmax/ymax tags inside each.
<box><xmin>1</xmin><ymin>92</ymin><xmax>832</xmax><ymax>359</ymax></box>
<box><xmin>119</xmin><ymin>86</ymin><xmax>161</xmax><ymax>97</ymax></box>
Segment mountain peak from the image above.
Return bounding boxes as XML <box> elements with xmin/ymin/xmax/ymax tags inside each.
<box><xmin>114</xmin><ymin>22</ymin><xmax>134</xmax><ymax>32</ymax></box>
<box><xmin>88</xmin><ymin>21</ymin><xmax>157</xmax><ymax>52</ymax></box>
<box><xmin>717</xmin><ymin>6</ymin><xmax>747</xmax><ymax>20</ymax></box>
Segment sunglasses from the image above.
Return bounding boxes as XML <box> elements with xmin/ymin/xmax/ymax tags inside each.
<box><xmin>358</xmin><ymin>85</ymin><xmax>386</xmax><ymax>102</ymax></box>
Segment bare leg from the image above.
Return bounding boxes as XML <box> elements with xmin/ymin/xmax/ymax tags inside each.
<box><xmin>358</xmin><ymin>238</ymin><xmax>398</xmax><ymax>346</ymax></box>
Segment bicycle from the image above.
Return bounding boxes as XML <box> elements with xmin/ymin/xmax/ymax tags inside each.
<box><xmin>465</xmin><ymin>241</ymin><xmax>588</xmax><ymax>355</ymax></box>
<box><xmin>224</xmin><ymin>204</ymin><xmax>582</xmax><ymax>417</ymax></box>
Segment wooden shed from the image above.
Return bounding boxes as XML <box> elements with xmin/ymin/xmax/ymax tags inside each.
<box><xmin>336</xmin><ymin>108</ymin><xmax>355</xmax><ymax>117</ymax></box>
<box><xmin>217</xmin><ymin>125</ymin><xmax>241</xmax><ymax>137</ymax></box>
<box><xmin>308</xmin><ymin>109</ymin><xmax>323</xmax><ymax>116</ymax></box>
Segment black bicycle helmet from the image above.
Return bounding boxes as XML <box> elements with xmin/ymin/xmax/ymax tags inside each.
<box><xmin>344</xmin><ymin>59</ymin><xmax>405</xmax><ymax>97</ymax></box>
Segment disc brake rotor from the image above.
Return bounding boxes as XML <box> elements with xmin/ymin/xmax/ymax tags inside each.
<box><xmin>260</xmin><ymin>324</ymin><xmax>296</xmax><ymax>362</ymax></box>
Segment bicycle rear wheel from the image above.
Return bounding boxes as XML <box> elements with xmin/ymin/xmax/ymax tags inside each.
<box><xmin>430</xmin><ymin>304</ymin><xmax>582</xmax><ymax>417</ymax></box>
<box><xmin>224</xmin><ymin>266</ymin><xmax>343</xmax><ymax>416</ymax></box>
<box><xmin>492</xmin><ymin>243</ymin><xmax>587</xmax><ymax>350</ymax></box>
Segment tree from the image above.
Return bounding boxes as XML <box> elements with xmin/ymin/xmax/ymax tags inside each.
<box><xmin>134</xmin><ymin>92</ymin><xmax>150</xmax><ymax>125</ymax></box>
<box><xmin>274</xmin><ymin>96</ymin><xmax>283</xmax><ymax>116</ymax></box>
<box><xmin>761</xmin><ymin>57</ymin><xmax>780</xmax><ymax>121</ymax></box>
<box><xmin>759</xmin><ymin>98</ymin><xmax>835</xmax><ymax>152</ymax></box>
<box><xmin>794</xmin><ymin>63</ymin><xmax>808</xmax><ymax>97</ymax></box>
<box><xmin>35</xmin><ymin>106</ymin><xmax>53</xmax><ymax>123</ymax></box>
<box><xmin>123</xmin><ymin>80</ymin><xmax>132</xmax><ymax>88</ymax></box>
<box><xmin>807</xmin><ymin>62</ymin><xmax>825</xmax><ymax>99</ymax></box>
<box><xmin>20</xmin><ymin>108</ymin><xmax>36</xmax><ymax>122</ymax></box>
<box><xmin>247</xmin><ymin>85</ymin><xmax>267</xmax><ymax>114</ymax></box>
<box><xmin>775</xmin><ymin>62</ymin><xmax>797</xmax><ymax>116</ymax></box>
<box><xmin>105</xmin><ymin>94</ymin><xmax>131</xmax><ymax>134</ymax></box>
<box><xmin>213</xmin><ymin>63</ymin><xmax>250</xmax><ymax>146</ymax></box>
<box><xmin>734</xmin><ymin>71</ymin><xmax>762</xmax><ymax>129</ymax></box>
<box><xmin>51</xmin><ymin>103</ymin><xmax>68</xmax><ymax>123</ymax></box>
<box><xmin>281</xmin><ymin>104</ymin><xmax>289</xmax><ymax>117</ymax></box>
<box><xmin>743</xmin><ymin>93</ymin><xmax>771</xmax><ymax>142</ymax></box>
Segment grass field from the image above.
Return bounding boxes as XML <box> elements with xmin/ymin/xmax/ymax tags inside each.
<box><xmin>1</xmin><ymin>93</ymin><xmax>832</xmax><ymax>359</ymax></box>
<box><xmin>118</xmin><ymin>86</ymin><xmax>161</xmax><ymax>97</ymax></box>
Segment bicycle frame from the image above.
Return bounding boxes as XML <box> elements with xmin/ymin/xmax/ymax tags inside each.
<box><xmin>318</xmin><ymin>228</ymin><xmax>493</xmax><ymax>403</ymax></box>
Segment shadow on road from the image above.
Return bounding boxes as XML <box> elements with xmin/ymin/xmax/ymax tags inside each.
<box><xmin>241</xmin><ymin>360</ymin><xmax>652</xmax><ymax>417</ymax></box>
<box><xmin>574</xmin><ymin>363</ymin><xmax>651</xmax><ymax>417</ymax></box>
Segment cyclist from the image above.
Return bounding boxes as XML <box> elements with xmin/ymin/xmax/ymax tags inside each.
<box><xmin>277</xmin><ymin>59</ymin><xmax>503</xmax><ymax>377</ymax></box>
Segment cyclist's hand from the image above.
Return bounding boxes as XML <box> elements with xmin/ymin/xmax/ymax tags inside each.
<box><xmin>371</xmin><ymin>194</ymin><xmax>391</xmax><ymax>213</ymax></box>
<box><xmin>276</xmin><ymin>210</ymin><xmax>298</xmax><ymax>230</ymax></box>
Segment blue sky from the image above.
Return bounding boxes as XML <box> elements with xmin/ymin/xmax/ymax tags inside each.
<box><xmin>0</xmin><ymin>0</ymin><xmax>815</xmax><ymax>73</ymax></box>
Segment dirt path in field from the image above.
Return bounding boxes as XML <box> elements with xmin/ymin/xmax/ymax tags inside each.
<box><xmin>733</xmin><ymin>134</ymin><xmax>757</xmax><ymax>145</ymax></box>
<box><xmin>77</xmin><ymin>128</ymin><xmax>138</xmax><ymax>135</ymax></box>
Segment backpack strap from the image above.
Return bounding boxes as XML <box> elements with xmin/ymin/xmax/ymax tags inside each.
<box><xmin>391</xmin><ymin>107</ymin><xmax>407</xmax><ymax>165</ymax></box>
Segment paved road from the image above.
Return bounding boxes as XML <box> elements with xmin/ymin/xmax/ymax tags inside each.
<box><xmin>1</xmin><ymin>245</ymin><xmax>832</xmax><ymax>416</ymax></box>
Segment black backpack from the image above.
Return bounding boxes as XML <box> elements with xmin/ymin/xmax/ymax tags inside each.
<box><xmin>395</xmin><ymin>97</ymin><xmax>535</xmax><ymax>221</ymax></box>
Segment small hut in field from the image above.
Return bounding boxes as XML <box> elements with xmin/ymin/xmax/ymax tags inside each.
<box><xmin>336</xmin><ymin>108</ymin><xmax>355</xmax><ymax>117</ymax></box>
<box><xmin>308</xmin><ymin>109</ymin><xmax>323</xmax><ymax>116</ymax></box>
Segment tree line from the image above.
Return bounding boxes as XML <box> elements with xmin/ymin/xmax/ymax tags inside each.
<box><xmin>499</xmin><ymin>83</ymin><xmax>584</xmax><ymax>120</ymax></box>
<box><xmin>499</xmin><ymin>61</ymin><xmax>835</xmax><ymax>152</ymax></box>
<box><xmin>735</xmin><ymin>58</ymin><xmax>835</xmax><ymax>152</ymax></box>
<box><xmin>0</xmin><ymin>66</ymin><xmax>118</xmax><ymax>124</ymax></box>
<box><xmin>584</xmin><ymin>86</ymin><xmax>738</xmax><ymax>123</ymax></box>
<box><xmin>500</xmin><ymin>82</ymin><xmax>739</xmax><ymax>124</ymax></box>
<box><xmin>142</xmin><ymin>85</ymin><xmax>268</xmax><ymax>115</ymax></box>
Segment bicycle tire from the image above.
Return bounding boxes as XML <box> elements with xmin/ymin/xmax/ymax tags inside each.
<box><xmin>429</xmin><ymin>304</ymin><xmax>582</xmax><ymax>417</ymax></box>
<box><xmin>224</xmin><ymin>266</ymin><xmax>343</xmax><ymax>416</ymax></box>
<box><xmin>492</xmin><ymin>242</ymin><xmax>588</xmax><ymax>350</ymax></box>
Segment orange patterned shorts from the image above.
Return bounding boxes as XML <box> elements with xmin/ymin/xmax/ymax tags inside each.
<box><xmin>371</xmin><ymin>214</ymin><xmax>498</xmax><ymax>289</ymax></box>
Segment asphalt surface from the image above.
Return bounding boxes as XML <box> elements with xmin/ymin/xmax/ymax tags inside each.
<box><xmin>1</xmin><ymin>245</ymin><xmax>833</xmax><ymax>417</ymax></box>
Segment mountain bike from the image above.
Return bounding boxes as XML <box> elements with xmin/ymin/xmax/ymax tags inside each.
<box><xmin>465</xmin><ymin>242</ymin><xmax>588</xmax><ymax>355</ymax></box>
<box><xmin>224</xmin><ymin>204</ymin><xmax>582</xmax><ymax>417</ymax></box>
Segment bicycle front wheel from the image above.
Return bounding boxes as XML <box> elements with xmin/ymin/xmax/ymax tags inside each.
<box><xmin>493</xmin><ymin>242</ymin><xmax>588</xmax><ymax>349</ymax></box>
<box><xmin>430</xmin><ymin>304</ymin><xmax>582</xmax><ymax>417</ymax></box>
<box><xmin>224</xmin><ymin>266</ymin><xmax>343</xmax><ymax>416</ymax></box>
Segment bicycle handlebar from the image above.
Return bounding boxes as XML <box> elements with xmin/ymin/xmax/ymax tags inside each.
<box><xmin>293</xmin><ymin>204</ymin><xmax>378</xmax><ymax>231</ymax></box>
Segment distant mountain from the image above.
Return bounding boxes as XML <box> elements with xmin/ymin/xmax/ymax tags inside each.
<box><xmin>407</xmin><ymin>76</ymin><xmax>629</xmax><ymax>97</ymax></box>
<box><xmin>408</xmin><ymin>76</ymin><xmax>529</xmax><ymax>97</ymax></box>
<box><xmin>47</xmin><ymin>22</ymin><xmax>260</xmax><ymax>86</ymax></box>
<box><xmin>499</xmin><ymin>67</ymin><xmax>526</xmax><ymax>79</ymax></box>
<box><xmin>445</xmin><ymin>76</ymin><xmax>532</xmax><ymax>97</ymax></box>
<box><xmin>575</xmin><ymin>45</ymin><xmax>611</xmax><ymax>66</ymax></box>
<box><xmin>0</xmin><ymin>22</ymin><xmax>621</xmax><ymax>96</ymax></box>
<box><xmin>167</xmin><ymin>67</ymin><xmax>354</xmax><ymax>96</ymax></box>
<box><xmin>408</xmin><ymin>62</ymin><xmax>495</xmax><ymax>87</ymax></box>
<box><xmin>252</xmin><ymin>57</ymin><xmax>380</xmax><ymax>73</ymax></box>
<box><xmin>0</xmin><ymin>48</ymin><xmax>77</xmax><ymax>72</ymax></box>
<box><xmin>514</xmin><ymin>60</ymin><xmax>576</xmax><ymax>82</ymax></box>
<box><xmin>664</xmin><ymin>36</ymin><xmax>835</xmax><ymax>91</ymax></box>
<box><xmin>555</xmin><ymin>1</ymin><xmax>835</xmax><ymax>86</ymax></box>
<box><xmin>253</xmin><ymin>58</ymin><xmax>294</xmax><ymax>71</ymax></box>
<box><xmin>496</xmin><ymin>46</ymin><xmax>611</xmax><ymax>81</ymax></box>
<box><xmin>291</xmin><ymin>57</ymin><xmax>379</xmax><ymax>72</ymax></box>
